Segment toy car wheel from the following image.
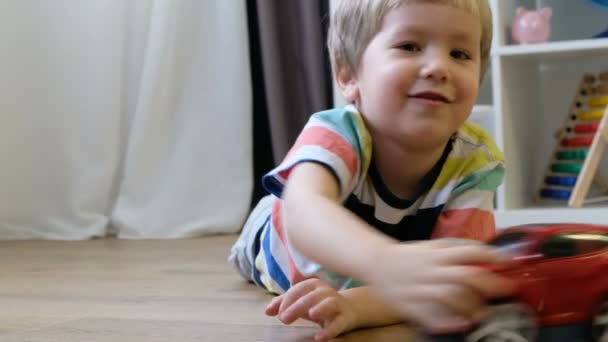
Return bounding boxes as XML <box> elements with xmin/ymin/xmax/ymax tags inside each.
<box><xmin>592</xmin><ymin>299</ymin><xmax>608</xmax><ymax>341</ymax></box>
<box><xmin>466</xmin><ymin>303</ymin><xmax>537</xmax><ymax>342</ymax></box>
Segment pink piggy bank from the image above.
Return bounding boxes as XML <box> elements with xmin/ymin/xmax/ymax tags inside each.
<box><xmin>511</xmin><ymin>6</ymin><xmax>552</xmax><ymax>44</ymax></box>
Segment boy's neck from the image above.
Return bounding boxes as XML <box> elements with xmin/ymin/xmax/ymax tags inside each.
<box><xmin>372</xmin><ymin>136</ymin><xmax>449</xmax><ymax>200</ymax></box>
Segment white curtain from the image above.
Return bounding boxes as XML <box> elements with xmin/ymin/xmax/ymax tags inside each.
<box><xmin>0</xmin><ymin>0</ymin><xmax>252</xmax><ymax>239</ymax></box>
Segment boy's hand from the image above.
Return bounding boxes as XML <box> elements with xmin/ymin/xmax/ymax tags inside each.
<box><xmin>367</xmin><ymin>240</ymin><xmax>515</xmax><ymax>334</ymax></box>
<box><xmin>265</xmin><ymin>278</ymin><xmax>358</xmax><ymax>342</ymax></box>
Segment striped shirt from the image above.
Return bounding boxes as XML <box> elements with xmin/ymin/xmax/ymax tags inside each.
<box><xmin>253</xmin><ymin>105</ymin><xmax>505</xmax><ymax>294</ymax></box>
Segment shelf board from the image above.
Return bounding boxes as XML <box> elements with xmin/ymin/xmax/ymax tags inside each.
<box><xmin>494</xmin><ymin>38</ymin><xmax>608</xmax><ymax>61</ymax></box>
<box><xmin>495</xmin><ymin>206</ymin><xmax>608</xmax><ymax>228</ymax></box>
<box><xmin>472</xmin><ymin>104</ymin><xmax>493</xmax><ymax>112</ymax></box>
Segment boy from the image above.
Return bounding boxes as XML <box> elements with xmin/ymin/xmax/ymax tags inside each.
<box><xmin>230</xmin><ymin>0</ymin><xmax>514</xmax><ymax>340</ymax></box>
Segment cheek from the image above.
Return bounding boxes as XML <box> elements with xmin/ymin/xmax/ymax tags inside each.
<box><xmin>456</xmin><ymin>74</ymin><xmax>480</xmax><ymax>104</ymax></box>
<box><xmin>360</xmin><ymin>66</ymin><xmax>407</xmax><ymax>104</ymax></box>
<box><xmin>464</xmin><ymin>85</ymin><xmax>479</xmax><ymax>103</ymax></box>
<box><xmin>386</xmin><ymin>62</ymin><xmax>414</xmax><ymax>86</ymax></box>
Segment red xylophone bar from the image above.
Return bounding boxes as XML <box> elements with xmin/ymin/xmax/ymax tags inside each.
<box><xmin>561</xmin><ymin>136</ymin><xmax>594</xmax><ymax>147</ymax></box>
<box><xmin>573</xmin><ymin>123</ymin><xmax>600</xmax><ymax>134</ymax></box>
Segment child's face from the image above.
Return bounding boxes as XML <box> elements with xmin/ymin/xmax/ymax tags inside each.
<box><xmin>341</xmin><ymin>3</ymin><xmax>482</xmax><ymax>149</ymax></box>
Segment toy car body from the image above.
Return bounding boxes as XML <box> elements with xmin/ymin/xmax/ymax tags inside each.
<box><xmin>467</xmin><ymin>223</ymin><xmax>608</xmax><ymax>341</ymax></box>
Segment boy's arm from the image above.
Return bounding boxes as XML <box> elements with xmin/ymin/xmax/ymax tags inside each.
<box><xmin>339</xmin><ymin>286</ymin><xmax>403</xmax><ymax>329</ymax></box>
<box><xmin>282</xmin><ymin>162</ymin><xmax>514</xmax><ymax>333</ymax></box>
<box><xmin>279</xmin><ymin>161</ymin><xmax>408</xmax><ymax>326</ymax></box>
<box><xmin>282</xmin><ymin>162</ymin><xmax>394</xmax><ymax>282</ymax></box>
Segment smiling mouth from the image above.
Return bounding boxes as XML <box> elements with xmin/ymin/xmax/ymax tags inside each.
<box><xmin>408</xmin><ymin>92</ymin><xmax>450</xmax><ymax>103</ymax></box>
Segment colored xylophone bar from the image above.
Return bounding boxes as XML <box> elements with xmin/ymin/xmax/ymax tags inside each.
<box><xmin>541</xmin><ymin>95</ymin><xmax>607</xmax><ymax>201</ymax></box>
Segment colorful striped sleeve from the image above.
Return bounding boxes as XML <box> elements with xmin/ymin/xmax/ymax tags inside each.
<box><xmin>262</xmin><ymin>107</ymin><xmax>371</xmax><ymax>201</ymax></box>
<box><xmin>256</xmin><ymin>107</ymin><xmax>372</xmax><ymax>293</ymax></box>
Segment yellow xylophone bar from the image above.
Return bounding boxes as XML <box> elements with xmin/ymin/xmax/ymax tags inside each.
<box><xmin>589</xmin><ymin>95</ymin><xmax>608</xmax><ymax>107</ymax></box>
<box><xmin>578</xmin><ymin>108</ymin><xmax>606</xmax><ymax>121</ymax></box>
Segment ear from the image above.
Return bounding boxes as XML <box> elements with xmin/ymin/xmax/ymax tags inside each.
<box><xmin>335</xmin><ymin>67</ymin><xmax>359</xmax><ymax>103</ymax></box>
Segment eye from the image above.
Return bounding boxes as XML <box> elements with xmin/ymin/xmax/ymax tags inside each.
<box><xmin>450</xmin><ymin>49</ymin><xmax>471</xmax><ymax>60</ymax></box>
<box><xmin>398</xmin><ymin>42</ymin><xmax>421</xmax><ymax>52</ymax></box>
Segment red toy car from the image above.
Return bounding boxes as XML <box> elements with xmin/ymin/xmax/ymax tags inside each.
<box><xmin>465</xmin><ymin>223</ymin><xmax>608</xmax><ymax>341</ymax></box>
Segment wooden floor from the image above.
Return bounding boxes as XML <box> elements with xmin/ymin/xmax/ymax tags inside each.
<box><xmin>0</xmin><ymin>235</ymin><xmax>425</xmax><ymax>341</ymax></box>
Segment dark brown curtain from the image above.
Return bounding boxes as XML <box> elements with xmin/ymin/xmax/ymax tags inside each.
<box><xmin>247</xmin><ymin>0</ymin><xmax>333</xmax><ymax>206</ymax></box>
<box><xmin>256</xmin><ymin>0</ymin><xmax>333</xmax><ymax>163</ymax></box>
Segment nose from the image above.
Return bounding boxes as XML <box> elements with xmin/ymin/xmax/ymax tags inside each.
<box><xmin>419</xmin><ymin>50</ymin><xmax>449</xmax><ymax>82</ymax></box>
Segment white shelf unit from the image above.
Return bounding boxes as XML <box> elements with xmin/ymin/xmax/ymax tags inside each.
<box><xmin>487</xmin><ymin>0</ymin><xmax>608</xmax><ymax>227</ymax></box>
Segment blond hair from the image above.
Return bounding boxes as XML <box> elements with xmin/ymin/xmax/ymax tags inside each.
<box><xmin>327</xmin><ymin>0</ymin><xmax>493</xmax><ymax>81</ymax></box>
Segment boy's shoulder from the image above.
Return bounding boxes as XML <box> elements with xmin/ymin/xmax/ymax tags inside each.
<box><xmin>311</xmin><ymin>105</ymin><xmax>364</xmax><ymax>127</ymax></box>
<box><xmin>432</xmin><ymin>122</ymin><xmax>505</xmax><ymax>195</ymax></box>
<box><xmin>308</xmin><ymin>105</ymin><xmax>372</xmax><ymax>151</ymax></box>
<box><xmin>453</xmin><ymin>121</ymin><xmax>504</xmax><ymax>163</ymax></box>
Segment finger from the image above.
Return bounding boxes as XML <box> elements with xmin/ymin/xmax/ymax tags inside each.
<box><xmin>405</xmin><ymin>301</ymin><xmax>472</xmax><ymax>334</ymax></box>
<box><xmin>429</xmin><ymin>265</ymin><xmax>515</xmax><ymax>298</ymax></box>
<box><xmin>451</xmin><ymin>266</ymin><xmax>515</xmax><ymax>298</ymax></box>
<box><xmin>277</xmin><ymin>279</ymin><xmax>321</xmax><ymax>315</ymax></box>
<box><xmin>425</xmin><ymin>316</ymin><xmax>472</xmax><ymax>334</ymax></box>
<box><xmin>404</xmin><ymin>283</ymin><xmax>482</xmax><ymax>320</ymax></box>
<box><xmin>436</xmin><ymin>238</ymin><xmax>483</xmax><ymax>247</ymax></box>
<box><xmin>472</xmin><ymin>306</ymin><xmax>491</xmax><ymax>323</ymax></box>
<box><xmin>429</xmin><ymin>283</ymin><xmax>484</xmax><ymax>319</ymax></box>
<box><xmin>265</xmin><ymin>295</ymin><xmax>283</xmax><ymax>316</ymax></box>
<box><xmin>308</xmin><ymin>297</ymin><xmax>340</xmax><ymax>324</ymax></box>
<box><xmin>419</xmin><ymin>239</ymin><xmax>453</xmax><ymax>249</ymax></box>
<box><xmin>436</xmin><ymin>244</ymin><xmax>506</xmax><ymax>265</ymax></box>
<box><xmin>315</xmin><ymin>315</ymin><xmax>348</xmax><ymax>342</ymax></box>
<box><xmin>280</xmin><ymin>287</ymin><xmax>333</xmax><ymax>324</ymax></box>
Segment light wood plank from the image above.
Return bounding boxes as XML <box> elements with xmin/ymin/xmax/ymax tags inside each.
<box><xmin>0</xmin><ymin>236</ymin><xmax>423</xmax><ymax>341</ymax></box>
